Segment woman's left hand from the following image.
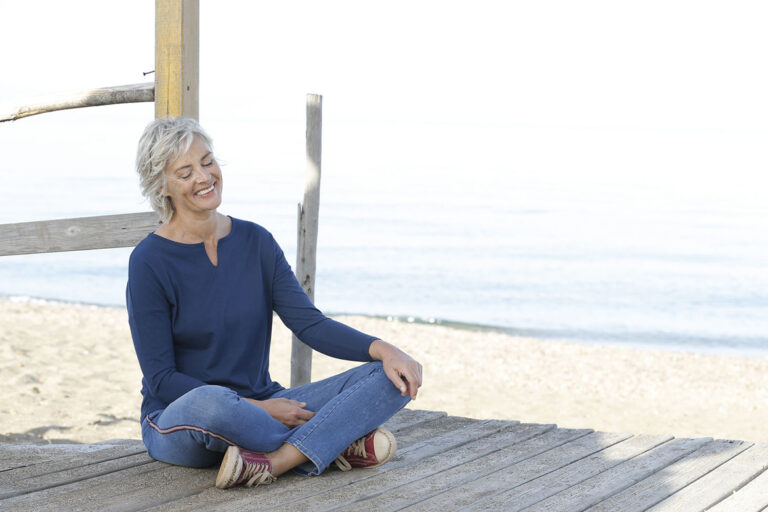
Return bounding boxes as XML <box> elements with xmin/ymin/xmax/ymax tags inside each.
<box><xmin>369</xmin><ymin>339</ymin><xmax>423</xmax><ymax>400</ymax></box>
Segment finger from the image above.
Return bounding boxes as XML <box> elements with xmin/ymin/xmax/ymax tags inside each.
<box><xmin>288</xmin><ymin>400</ymin><xmax>307</xmax><ymax>408</ymax></box>
<box><xmin>400</xmin><ymin>368</ymin><xmax>420</xmax><ymax>399</ymax></box>
<box><xmin>385</xmin><ymin>367</ymin><xmax>408</xmax><ymax>396</ymax></box>
<box><xmin>403</xmin><ymin>373</ymin><xmax>419</xmax><ymax>399</ymax></box>
<box><xmin>298</xmin><ymin>408</ymin><xmax>315</xmax><ymax>420</ymax></box>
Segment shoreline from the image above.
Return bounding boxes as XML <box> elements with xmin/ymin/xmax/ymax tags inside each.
<box><xmin>3</xmin><ymin>293</ymin><xmax>767</xmax><ymax>359</ymax></box>
<box><xmin>1</xmin><ymin>298</ymin><xmax>768</xmax><ymax>445</ymax></box>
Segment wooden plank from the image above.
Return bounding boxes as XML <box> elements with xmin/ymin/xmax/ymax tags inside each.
<box><xmin>151</xmin><ymin>419</ymin><xmax>518</xmax><ymax>511</ymax></box>
<box><xmin>0</xmin><ymin>443</ymin><xmax>134</xmax><ymax>473</ymax></box>
<box><xmin>291</xmin><ymin>93</ymin><xmax>323</xmax><ymax>387</ymax></box>
<box><xmin>648</xmin><ymin>443</ymin><xmax>768</xmax><ymax>512</ymax></box>
<box><xmin>0</xmin><ymin>212</ymin><xmax>160</xmax><ymax>256</ymax></box>
<box><xmin>397</xmin><ymin>430</ymin><xmax>636</xmax><ymax>511</ymax></box>
<box><xmin>586</xmin><ymin>439</ymin><xmax>753</xmax><ymax>512</ymax></box>
<box><xmin>155</xmin><ymin>0</ymin><xmax>199</xmax><ymax>119</ymax></box>
<box><xmin>380</xmin><ymin>408</ymin><xmax>448</xmax><ymax>434</ymax></box>
<box><xmin>522</xmin><ymin>437</ymin><xmax>713</xmax><ymax>512</ymax></box>
<box><xmin>88</xmin><ymin>414</ymin><xmax>470</xmax><ymax>512</ymax></box>
<box><xmin>320</xmin><ymin>425</ymin><xmax>584</xmax><ymax>512</ymax></box>
<box><xmin>0</xmin><ymin>83</ymin><xmax>154</xmax><ymax>122</ymax></box>
<box><xmin>0</xmin><ymin>452</ymin><xmax>154</xmax><ymax>502</ymax></box>
<box><xmin>0</xmin><ymin>442</ymin><xmax>146</xmax><ymax>483</ymax></box>
<box><xmin>0</xmin><ymin>460</ymin><xmax>170</xmax><ymax>512</ymax></box>
<box><xmin>707</xmin><ymin>457</ymin><xmax>768</xmax><ymax>512</ymax></box>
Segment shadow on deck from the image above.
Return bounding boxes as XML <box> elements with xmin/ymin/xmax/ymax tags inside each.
<box><xmin>1</xmin><ymin>409</ymin><xmax>767</xmax><ymax>511</ymax></box>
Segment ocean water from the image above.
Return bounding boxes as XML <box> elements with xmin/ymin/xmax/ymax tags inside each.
<box><xmin>0</xmin><ymin>114</ymin><xmax>766</xmax><ymax>356</ymax></box>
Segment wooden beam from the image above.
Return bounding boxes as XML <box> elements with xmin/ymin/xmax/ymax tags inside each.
<box><xmin>0</xmin><ymin>83</ymin><xmax>154</xmax><ymax>123</ymax></box>
<box><xmin>291</xmin><ymin>94</ymin><xmax>323</xmax><ymax>387</ymax></box>
<box><xmin>155</xmin><ymin>0</ymin><xmax>199</xmax><ymax>119</ymax></box>
<box><xmin>0</xmin><ymin>212</ymin><xmax>161</xmax><ymax>256</ymax></box>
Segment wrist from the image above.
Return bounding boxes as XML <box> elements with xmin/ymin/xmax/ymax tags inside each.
<box><xmin>369</xmin><ymin>339</ymin><xmax>397</xmax><ymax>360</ymax></box>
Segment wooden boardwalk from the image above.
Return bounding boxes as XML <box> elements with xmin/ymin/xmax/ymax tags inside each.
<box><xmin>1</xmin><ymin>409</ymin><xmax>767</xmax><ymax>511</ymax></box>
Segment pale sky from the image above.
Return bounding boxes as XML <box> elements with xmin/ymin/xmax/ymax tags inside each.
<box><xmin>1</xmin><ymin>0</ymin><xmax>766</xmax><ymax>214</ymax></box>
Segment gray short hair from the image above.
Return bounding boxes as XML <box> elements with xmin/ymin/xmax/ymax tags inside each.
<box><xmin>136</xmin><ymin>117</ymin><xmax>214</xmax><ymax>223</ymax></box>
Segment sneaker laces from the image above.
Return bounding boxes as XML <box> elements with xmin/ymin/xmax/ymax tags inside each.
<box><xmin>334</xmin><ymin>436</ymin><xmax>368</xmax><ymax>471</ymax></box>
<box><xmin>241</xmin><ymin>461</ymin><xmax>276</xmax><ymax>487</ymax></box>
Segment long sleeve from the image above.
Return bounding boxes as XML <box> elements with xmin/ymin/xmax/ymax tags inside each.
<box><xmin>269</xmin><ymin>234</ymin><xmax>376</xmax><ymax>362</ymax></box>
<box><xmin>126</xmin><ymin>253</ymin><xmax>206</xmax><ymax>408</ymax></box>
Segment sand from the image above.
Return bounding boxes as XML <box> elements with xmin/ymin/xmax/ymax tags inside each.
<box><xmin>1</xmin><ymin>297</ymin><xmax>767</xmax><ymax>445</ymax></box>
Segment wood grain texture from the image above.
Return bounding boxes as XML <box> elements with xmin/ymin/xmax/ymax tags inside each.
<box><xmin>403</xmin><ymin>431</ymin><xmax>635</xmax><ymax>512</ymax></box>
<box><xmin>333</xmin><ymin>425</ymin><xmax>585</xmax><ymax>512</ymax></box>
<box><xmin>291</xmin><ymin>93</ymin><xmax>323</xmax><ymax>387</ymax></box>
<box><xmin>0</xmin><ymin>83</ymin><xmax>154</xmax><ymax>122</ymax></box>
<box><xmin>648</xmin><ymin>443</ymin><xmax>768</xmax><ymax>512</ymax></box>
<box><xmin>155</xmin><ymin>0</ymin><xmax>199</xmax><ymax>119</ymax></box>
<box><xmin>523</xmin><ymin>437</ymin><xmax>713</xmax><ymax>512</ymax></box>
<box><xmin>707</xmin><ymin>449</ymin><xmax>768</xmax><ymax>512</ymax></box>
<box><xmin>3</xmin><ymin>414</ymin><xmax>767</xmax><ymax>511</ymax></box>
<box><xmin>0</xmin><ymin>212</ymin><xmax>161</xmax><ymax>256</ymax></box>
<box><xmin>585</xmin><ymin>439</ymin><xmax>753</xmax><ymax>512</ymax></box>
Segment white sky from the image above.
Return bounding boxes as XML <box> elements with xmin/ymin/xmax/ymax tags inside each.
<box><xmin>0</xmin><ymin>0</ymin><xmax>766</xmax><ymax>209</ymax></box>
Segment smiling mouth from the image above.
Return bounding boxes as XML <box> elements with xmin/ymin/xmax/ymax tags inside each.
<box><xmin>195</xmin><ymin>184</ymin><xmax>215</xmax><ymax>196</ymax></box>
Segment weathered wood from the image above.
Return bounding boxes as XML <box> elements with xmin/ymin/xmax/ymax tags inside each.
<box><xmin>0</xmin><ymin>460</ymin><xmax>167</xmax><ymax>512</ymax></box>
<box><xmin>305</xmin><ymin>424</ymin><xmax>570</xmax><ymax>512</ymax></box>
<box><xmin>155</xmin><ymin>0</ymin><xmax>199</xmax><ymax>119</ymax></box>
<box><xmin>4</xmin><ymin>416</ymin><xmax>768</xmax><ymax>511</ymax></box>
<box><xmin>113</xmin><ymin>409</ymin><xmax>462</xmax><ymax>512</ymax></box>
<box><xmin>0</xmin><ymin>452</ymin><xmax>154</xmax><ymax>502</ymax></box>
<box><xmin>707</xmin><ymin>452</ymin><xmax>768</xmax><ymax>512</ymax></box>
<box><xmin>0</xmin><ymin>212</ymin><xmax>161</xmax><ymax>256</ymax></box>
<box><xmin>522</xmin><ymin>437</ymin><xmax>713</xmax><ymax>512</ymax></box>
<box><xmin>586</xmin><ymin>439</ymin><xmax>754</xmax><ymax>512</ymax></box>
<box><xmin>400</xmin><ymin>431</ymin><xmax>634</xmax><ymax>511</ymax></box>
<box><xmin>0</xmin><ymin>83</ymin><xmax>154</xmax><ymax>122</ymax></box>
<box><xmin>648</xmin><ymin>443</ymin><xmax>768</xmax><ymax>512</ymax></box>
<box><xmin>165</xmin><ymin>419</ymin><xmax>517</xmax><ymax>511</ymax></box>
<box><xmin>291</xmin><ymin>93</ymin><xmax>323</xmax><ymax>387</ymax></box>
<box><xmin>0</xmin><ymin>442</ymin><xmax>146</xmax><ymax>484</ymax></box>
<box><xmin>380</xmin><ymin>408</ymin><xmax>448</xmax><ymax>434</ymax></box>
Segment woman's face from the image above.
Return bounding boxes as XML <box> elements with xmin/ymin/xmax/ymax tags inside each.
<box><xmin>163</xmin><ymin>135</ymin><xmax>223</xmax><ymax>220</ymax></box>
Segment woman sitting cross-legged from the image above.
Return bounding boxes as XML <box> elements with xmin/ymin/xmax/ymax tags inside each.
<box><xmin>126</xmin><ymin>117</ymin><xmax>423</xmax><ymax>489</ymax></box>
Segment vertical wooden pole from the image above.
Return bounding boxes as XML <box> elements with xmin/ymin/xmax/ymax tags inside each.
<box><xmin>291</xmin><ymin>94</ymin><xmax>323</xmax><ymax>387</ymax></box>
<box><xmin>155</xmin><ymin>0</ymin><xmax>199</xmax><ymax>119</ymax></box>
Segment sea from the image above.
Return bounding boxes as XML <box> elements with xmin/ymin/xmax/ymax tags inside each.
<box><xmin>1</xmin><ymin>112</ymin><xmax>766</xmax><ymax>357</ymax></box>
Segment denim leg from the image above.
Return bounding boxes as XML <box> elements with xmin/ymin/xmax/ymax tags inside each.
<box><xmin>269</xmin><ymin>361</ymin><xmax>411</xmax><ymax>475</ymax></box>
<box><xmin>141</xmin><ymin>384</ymin><xmax>293</xmax><ymax>468</ymax></box>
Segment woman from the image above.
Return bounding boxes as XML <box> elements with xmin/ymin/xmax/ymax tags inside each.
<box><xmin>127</xmin><ymin>117</ymin><xmax>423</xmax><ymax>489</ymax></box>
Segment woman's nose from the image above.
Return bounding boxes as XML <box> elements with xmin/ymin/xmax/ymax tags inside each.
<box><xmin>193</xmin><ymin>165</ymin><xmax>211</xmax><ymax>182</ymax></box>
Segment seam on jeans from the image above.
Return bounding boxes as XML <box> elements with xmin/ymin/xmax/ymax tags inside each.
<box><xmin>290</xmin><ymin>369</ymin><xmax>373</xmax><ymax>444</ymax></box>
<box><xmin>287</xmin><ymin>439</ymin><xmax>322</xmax><ymax>475</ymax></box>
<box><xmin>287</xmin><ymin>367</ymin><xmax>383</xmax><ymax>466</ymax></box>
<box><xmin>145</xmin><ymin>414</ymin><xmax>236</xmax><ymax>446</ymax></box>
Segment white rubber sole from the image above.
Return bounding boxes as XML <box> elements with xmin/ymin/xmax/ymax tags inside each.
<box><xmin>215</xmin><ymin>445</ymin><xmax>243</xmax><ymax>489</ymax></box>
<box><xmin>370</xmin><ymin>428</ymin><xmax>397</xmax><ymax>467</ymax></box>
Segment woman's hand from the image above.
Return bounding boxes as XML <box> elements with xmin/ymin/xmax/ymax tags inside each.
<box><xmin>245</xmin><ymin>397</ymin><xmax>315</xmax><ymax>428</ymax></box>
<box><xmin>369</xmin><ymin>339</ymin><xmax>423</xmax><ymax>400</ymax></box>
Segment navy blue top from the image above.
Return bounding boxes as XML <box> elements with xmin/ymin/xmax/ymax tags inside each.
<box><xmin>126</xmin><ymin>217</ymin><xmax>375</xmax><ymax>419</ymax></box>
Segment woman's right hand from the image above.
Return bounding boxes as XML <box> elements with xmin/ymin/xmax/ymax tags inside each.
<box><xmin>244</xmin><ymin>397</ymin><xmax>315</xmax><ymax>427</ymax></box>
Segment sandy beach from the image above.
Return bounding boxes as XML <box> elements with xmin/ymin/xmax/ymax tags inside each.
<box><xmin>1</xmin><ymin>297</ymin><xmax>766</xmax><ymax>445</ymax></box>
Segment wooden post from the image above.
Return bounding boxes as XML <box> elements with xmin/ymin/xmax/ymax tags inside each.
<box><xmin>291</xmin><ymin>94</ymin><xmax>323</xmax><ymax>387</ymax></box>
<box><xmin>155</xmin><ymin>0</ymin><xmax>199</xmax><ymax>119</ymax></box>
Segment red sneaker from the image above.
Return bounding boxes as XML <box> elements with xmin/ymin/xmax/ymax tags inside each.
<box><xmin>215</xmin><ymin>446</ymin><xmax>276</xmax><ymax>489</ymax></box>
<box><xmin>334</xmin><ymin>428</ymin><xmax>397</xmax><ymax>471</ymax></box>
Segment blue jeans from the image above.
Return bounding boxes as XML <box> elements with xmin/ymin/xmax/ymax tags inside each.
<box><xmin>140</xmin><ymin>361</ymin><xmax>410</xmax><ymax>475</ymax></box>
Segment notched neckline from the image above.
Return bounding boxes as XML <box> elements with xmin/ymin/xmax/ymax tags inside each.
<box><xmin>149</xmin><ymin>216</ymin><xmax>236</xmax><ymax>268</ymax></box>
